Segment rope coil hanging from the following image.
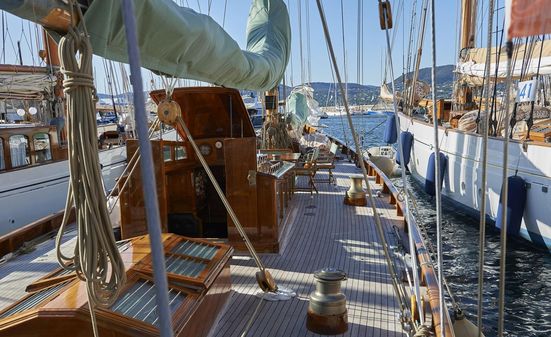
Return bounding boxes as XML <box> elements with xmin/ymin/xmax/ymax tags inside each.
<box><xmin>55</xmin><ymin>22</ymin><xmax>126</xmax><ymax>336</ymax></box>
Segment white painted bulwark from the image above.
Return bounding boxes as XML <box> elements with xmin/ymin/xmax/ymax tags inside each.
<box><xmin>399</xmin><ymin>112</ymin><xmax>551</xmax><ymax>251</ymax></box>
<box><xmin>0</xmin><ymin>146</ymin><xmax>126</xmax><ymax>236</ymax></box>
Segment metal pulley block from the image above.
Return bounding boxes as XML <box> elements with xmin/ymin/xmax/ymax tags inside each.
<box><xmin>307</xmin><ymin>268</ymin><xmax>348</xmax><ymax>335</ymax></box>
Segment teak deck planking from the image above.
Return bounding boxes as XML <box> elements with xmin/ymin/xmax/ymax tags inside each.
<box><xmin>211</xmin><ymin>161</ymin><xmax>404</xmax><ymax>337</ymax></box>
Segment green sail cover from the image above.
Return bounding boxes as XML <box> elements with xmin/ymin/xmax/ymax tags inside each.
<box><xmin>82</xmin><ymin>0</ymin><xmax>290</xmax><ymax>91</ymax></box>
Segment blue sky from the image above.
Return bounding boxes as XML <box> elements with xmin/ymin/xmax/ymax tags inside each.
<box><xmin>1</xmin><ymin>0</ymin><xmax>463</xmax><ymax>93</ymax></box>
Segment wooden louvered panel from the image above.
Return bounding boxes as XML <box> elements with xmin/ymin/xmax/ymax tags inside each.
<box><xmin>110</xmin><ymin>279</ymin><xmax>186</xmax><ymax>328</ymax></box>
<box><xmin>135</xmin><ymin>236</ymin><xmax>232</xmax><ymax>290</ymax></box>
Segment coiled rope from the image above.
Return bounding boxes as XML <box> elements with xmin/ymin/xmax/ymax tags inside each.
<box><xmin>55</xmin><ymin>22</ymin><xmax>126</xmax><ymax>337</ymax></box>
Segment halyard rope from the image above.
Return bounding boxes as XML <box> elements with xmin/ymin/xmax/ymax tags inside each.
<box><xmin>56</xmin><ymin>22</ymin><xmax>126</xmax><ymax>337</ymax></box>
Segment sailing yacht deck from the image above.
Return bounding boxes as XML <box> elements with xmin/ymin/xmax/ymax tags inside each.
<box><xmin>0</xmin><ymin>160</ymin><xmax>405</xmax><ymax>336</ymax></box>
<box><xmin>212</xmin><ymin>160</ymin><xmax>404</xmax><ymax>337</ymax></box>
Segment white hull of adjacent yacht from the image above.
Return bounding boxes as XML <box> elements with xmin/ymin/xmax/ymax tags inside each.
<box><xmin>0</xmin><ymin>146</ymin><xmax>126</xmax><ymax>236</ymax></box>
<box><xmin>399</xmin><ymin>113</ymin><xmax>551</xmax><ymax>251</ymax></box>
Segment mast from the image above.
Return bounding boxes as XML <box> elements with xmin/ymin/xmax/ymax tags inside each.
<box><xmin>457</xmin><ymin>0</ymin><xmax>477</xmax><ymax>110</ymax></box>
<box><xmin>39</xmin><ymin>29</ymin><xmax>64</xmax><ymax>137</ymax></box>
<box><xmin>460</xmin><ymin>0</ymin><xmax>477</xmax><ymax>50</ymax></box>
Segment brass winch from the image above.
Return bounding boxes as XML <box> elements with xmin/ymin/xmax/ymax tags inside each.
<box><xmin>306</xmin><ymin>268</ymin><xmax>348</xmax><ymax>335</ymax></box>
<box><xmin>344</xmin><ymin>174</ymin><xmax>367</xmax><ymax>206</ymax></box>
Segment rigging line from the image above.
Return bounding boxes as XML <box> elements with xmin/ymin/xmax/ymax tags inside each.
<box><xmin>356</xmin><ymin>0</ymin><xmax>361</xmax><ymax>84</ymax></box>
<box><xmin>502</xmin><ymin>36</ymin><xmax>524</xmax><ymax>136</ymax></box>
<box><xmin>222</xmin><ymin>0</ymin><xmax>228</xmax><ymax>28</ymax></box>
<box><xmin>107</xmin><ymin>119</ymin><xmax>161</xmax><ymax>214</ymax></box>
<box><xmin>489</xmin><ymin>18</ymin><xmax>505</xmax><ymax>136</ymax></box>
<box><xmin>408</xmin><ymin>0</ymin><xmax>429</xmax><ymax>112</ymax></box>
<box><xmin>286</xmin><ymin>0</ymin><xmax>294</xmax><ymax>87</ymax></box>
<box><xmin>207</xmin><ymin>0</ymin><xmax>213</xmax><ymax>15</ymax></box>
<box><xmin>381</xmin><ymin>0</ymin><xmax>424</xmax><ymax>327</ymax></box>
<box><xmin>305</xmin><ymin>0</ymin><xmax>311</xmax><ymax>84</ymax></box>
<box><xmin>175</xmin><ymin>116</ymin><xmax>268</xmax><ymax>272</ymax></box>
<box><xmin>405</xmin><ymin>0</ymin><xmax>418</xmax><ymax>89</ymax></box>
<box><xmin>477</xmin><ymin>1</ymin><xmax>494</xmax><ymax>336</ymax></box>
<box><xmin>298</xmin><ymin>0</ymin><xmax>304</xmax><ymax>85</ymax></box>
<box><xmin>428</xmin><ymin>1</ymin><xmax>447</xmax><ymax>335</ymax></box>
<box><xmin>497</xmin><ymin>39</ymin><xmax>514</xmax><ymax>337</ymax></box>
<box><xmin>316</xmin><ymin>0</ymin><xmax>408</xmax><ymax>316</ymax></box>
<box><xmin>340</xmin><ymin>0</ymin><xmax>347</xmax><ymax>100</ymax></box>
<box><xmin>1</xmin><ymin>11</ymin><xmax>5</xmax><ymax>63</ymax></box>
<box><xmin>509</xmin><ymin>36</ymin><xmax>536</xmax><ymax>137</ymax></box>
<box><xmin>526</xmin><ymin>35</ymin><xmax>546</xmax><ymax>140</ymax></box>
<box><xmin>120</xmin><ymin>0</ymin><xmax>174</xmax><ymax>335</ymax></box>
<box><xmin>324</xmin><ymin>36</ymin><xmax>348</xmax><ymax>146</ymax></box>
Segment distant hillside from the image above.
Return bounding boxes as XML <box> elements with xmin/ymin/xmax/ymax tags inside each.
<box><xmin>394</xmin><ymin>64</ymin><xmax>454</xmax><ymax>88</ymax></box>
<box><xmin>97</xmin><ymin>65</ymin><xmax>454</xmax><ymax>108</ymax></box>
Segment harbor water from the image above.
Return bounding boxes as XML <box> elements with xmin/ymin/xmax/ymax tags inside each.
<box><xmin>323</xmin><ymin>114</ymin><xmax>551</xmax><ymax>337</ymax></box>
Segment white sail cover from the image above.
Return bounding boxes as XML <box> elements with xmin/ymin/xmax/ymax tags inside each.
<box><xmin>81</xmin><ymin>0</ymin><xmax>290</xmax><ymax>91</ymax></box>
<box><xmin>0</xmin><ymin>65</ymin><xmax>54</xmax><ymax>100</ymax></box>
<box><xmin>286</xmin><ymin>85</ymin><xmax>323</xmax><ymax>133</ymax></box>
<box><xmin>457</xmin><ymin>40</ymin><xmax>551</xmax><ymax>82</ymax></box>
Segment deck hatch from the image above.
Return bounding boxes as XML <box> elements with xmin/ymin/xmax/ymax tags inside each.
<box><xmin>165</xmin><ymin>255</ymin><xmax>207</xmax><ymax>278</ymax></box>
<box><xmin>170</xmin><ymin>240</ymin><xmax>219</xmax><ymax>260</ymax></box>
<box><xmin>0</xmin><ymin>281</ymin><xmax>69</xmax><ymax>318</ymax></box>
<box><xmin>110</xmin><ymin>279</ymin><xmax>186</xmax><ymax>327</ymax></box>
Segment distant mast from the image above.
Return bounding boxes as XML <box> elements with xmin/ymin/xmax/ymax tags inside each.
<box><xmin>39</xmin><ymin>29</ymin><xmax>65</xmax><ymax>139</ymax></box>
<box><xmin>457</xmin><ymin>0</ymin><xmax>477</xmax><ymax>111</ymax></box>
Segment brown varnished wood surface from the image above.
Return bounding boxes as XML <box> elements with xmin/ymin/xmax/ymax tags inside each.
<box><xmin>0</xmin><ymin>125</ymin><xmax>65</xmax><ymax>172</ymax></box>
<box><xmin>120</xmin><ymin>140</ymin><xmax>167</xmax><ymax>239</ymax></box>
<box><xmin>150</xmin><ymin>87</ymin><xmax>255</xmax><ymax>139</ymax></box>
<box><xmin>224</xmin><ymin>137</ymin><xmax>258</xmax><ymax>244</ymax></box>
<box><xmin>0</xmin><ymin>234</ymin><xmax>234</xmax><ymax>337</ymax></box>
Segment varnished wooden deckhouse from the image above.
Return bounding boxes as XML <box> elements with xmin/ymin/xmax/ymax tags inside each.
<box><xmin>119</xmin><ymin>87</ymin><xmax>295</xmax><ymax>252</ymax></box>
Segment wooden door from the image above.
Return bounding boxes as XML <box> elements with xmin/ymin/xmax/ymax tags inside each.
<box><xmin>223</xmin><ymin>138</ymin><xmax>257</xmax><ymax>235</ymax></box>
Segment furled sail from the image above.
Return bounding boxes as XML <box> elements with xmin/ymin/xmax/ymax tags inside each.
<box><xmin>1</xmin><ymin>0</ymin><xmax>291</xmax><ymax>91</ymax></box>
<box><xmin>379</xmin><ymin>83</ymin><xmax>396</xmax><ymax>103</ymax></box>
<box><xmin>286</xmin><ymin>85</ymin><xmax>323</xmax><ymax>137</ymax></box>
<box><xmin>0</xmin><ymin>65</ymin><xmax>54</xmax><ymax>100</ymax></box>
<box><xmin>457</xmin><ymin>40</ymin><xmax>551</xmax><ymax>83</ymax></box>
